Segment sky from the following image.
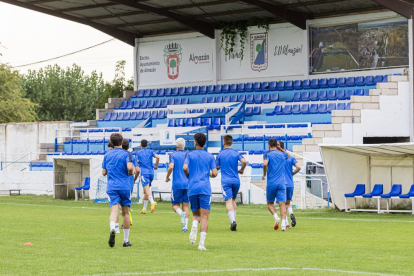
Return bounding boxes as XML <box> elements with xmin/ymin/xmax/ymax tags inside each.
<box><xmin>0</xmin><ymin>2</ymin><xmax>134</xmax><ymax>81</ymax></box>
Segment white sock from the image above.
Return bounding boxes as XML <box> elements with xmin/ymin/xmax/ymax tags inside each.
<box><xmin>228</xmin><ymin>211</ymin><xmax>235</xmax><ymax>223</ymax></box>
<box><xmin>123</xmin><ymin>229</ymin><xmax>130</xmax><ymax>242</ymax></box>
<box><xmin>273</xmin><ymin>213</ymin><xmax>279</xmax><ymax>220</ymax></box>
<box><xmin>282</xmin><ymin>219</ymin><xmax>287</xmax><ymax>227</ymax></box>
<box><xmin>115</xmin><ymin>223</ymin><xmax>119</xmax><ymax>229</ymax></box>
<box><xmin>149</xmin><ymin>196</ymin><xmax>154</xmax><ymax>204</ymax></box>
<box><xmin>185</xmin><ymin>218</ymin><xmax>189</xmax><ymax>229</ymax></box>
<box><xmin>287</xmin><ymin>207</ymin><xmax>293</xmax><ymax>215</ymax></box>
<box><xmin>110</xmin><ymin>221</ymin><xmax>116</xmax><ymax>231</ymax></box>
<box><xmin>176</xmin><ymin>208</ymin><xmax>183</xmax><ymax>216</ymax></box>
<box><xmin>143</xmin><ymin>200</ymin><xmax>148</xmax><ymax>210</ymax></box>
<box><xmin>200</xmin><ymin>232</ymin><xmax>207</xmax><ymax>245</ymax></box>
<box><xmin>192</xmin><ymin>220</ymin><xmax>199</xmax><ymax>228</ymax></box>
<box><xmin>233</xmin><ymin>210</ymin><xmax>237</xmax><ymax>220</ymax></box>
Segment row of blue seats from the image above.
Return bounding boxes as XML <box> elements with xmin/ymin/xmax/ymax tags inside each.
<box><xmin>345</xmin><ymin>184</ymin><xmax>414</xmax><ymax>199</ymax></box>
<box><xmin>102</xmin><ymin>110</ymin><xmax>168</xmax><ymax>121</ymax></box>
<box><xmin>234</xmin><ymin>135</ymin><xmax>309</xmax><ymax>142</ymax></box>
<box><xmin>168</xmin><ymin>117</ymin><xmax>226</xmax><ymax>130</ymax></box>
<box><xmin>267</xmin><ymin>103</ymin><xmax>350</xmax><ymax>116</ymax></box>
<box><xmin>200</xmin><ymin>94</ymin><xmax>279</xmax><ymax>104</ymax></box>
<box><xmin>247</xmin><ymin>124</ymin><xmax>309</xmax><ymax>129</ymax></box>
<box><xmin>80</xmin><ymin>128</ymin><xmax>131</xmax><ymax>133</ymax></box>
<box><xmin>31</xmin><ymin>162</ymin><xmax>53</xmax><ymax>168</ymax></box>
<box><xmin>286</xmin><ymin>89</ymin><xmax>367</xmax><ymax>102</ymax></box>
<box><xmin>64</xmin><ymin>138</ymin><xmax>132</xmax><ymax>144</ymax></box>
<box><xmin>115</xmin><ymin>98</ymin><xmax>190</xmax><ymax>110</ymax></box>
<box><xmin>132</xmin><ymin>75</ymin><xmax>391</xmax><ymax>98</ymax></box>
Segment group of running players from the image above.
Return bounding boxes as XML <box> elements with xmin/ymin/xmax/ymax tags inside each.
<box><xmin>102</xmin><ymin>132</ymin><xmax>300</xmax><ymax>250</ymax></box>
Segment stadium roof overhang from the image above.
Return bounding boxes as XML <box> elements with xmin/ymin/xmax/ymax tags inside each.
<box><xmin>2</xmin><ymin>0</ymin><xmax>414</xmax><ymax>46</ymax></box>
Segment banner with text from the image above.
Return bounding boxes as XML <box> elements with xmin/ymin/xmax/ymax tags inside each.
<box><xmin>220</xmin><ymin>25</ymin><xmax>306</xmax><ymax>80</ymax></box>
<box><xmin>138</xmin><ymin>37</ymin><xmax>213</xmax><ymax>86</ymax></box>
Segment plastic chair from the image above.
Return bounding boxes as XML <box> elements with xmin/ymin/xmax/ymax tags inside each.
<box><xmin>75</xmin><ymin>177</ymin><xmax>90</xmax><ymax>201</ymax></box>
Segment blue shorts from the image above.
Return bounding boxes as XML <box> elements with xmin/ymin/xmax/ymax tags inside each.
<box><xmin>171</xmin><ymin>189</ymin><xmax>189</xmax><ymax>205</ymax></box>
<box><xmin>189</xmin><ymin>195</ymin><xmax>211</xmax><ymax>211</ymax></box>
<box><xmin>286</xmin><ymin>187</ymin><xmax>294</xmax><ymax>201</ymax></box>
<box><xmin>267</xmin><ymin>184</ymin><xmax>286</xmax><ymax>203</ymax></box>
<box><xmin>140</xmin><ymin>174</ymin><xmax>154</xmax><ymax>187</ymax></box>
<box><xmin>107</xmin><ymin>190</ymin><xmax>131</xmax><ymax>207</ymax></box>
<box><xmin>222</xmin><ymin>183</ymin><xmax>240</xmax><ymax>201</ymax></box>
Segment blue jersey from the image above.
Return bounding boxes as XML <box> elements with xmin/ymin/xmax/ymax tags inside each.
<box><xmin>284</xmin><ymin>156</ymin><xmax>298</xmax><ymax>188</ymax></box>
<box><xmin>263</xmin><ymin>150</ymin><xmax>288</xmax><ymax>186</ymax></box>
<box><xmin>102</xmin><ymin>148</ymin><xmax>132</xmax><ymax>191</ymax></box>
<box><xmin>129</xmin><ymin>158</ymin><xmax>138</xmax><ymax>190</ymax></box>
<box><xmin>184</xmin><ymin>149</ymin><xmax>216</xmax><ymax>196</ymax></box>
<box><xmin>216</xmin><ymin>148</ymin><xmax>244</xmax><ymax>186</ymax></box>
<box><xmin>135</xmin><ymin>148</ymin><xmax>156</xmax><ymax>175</ymax></box>
<box><xmin>169</xmin><ymin>150</ymin><xmax>189</xmax><ymax>190</ymax></box>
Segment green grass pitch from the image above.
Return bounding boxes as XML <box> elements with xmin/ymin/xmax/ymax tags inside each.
<box><xmin>0</xmin><ymin>195</ymin><xmax>413</xmax><ymax>276</ymax></box>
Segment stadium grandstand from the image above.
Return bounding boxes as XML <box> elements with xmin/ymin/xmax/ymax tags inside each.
<box><xmin>1</xmin><ymin>0</ymin><xmax>414</xmax><ymax>213</ymax></box>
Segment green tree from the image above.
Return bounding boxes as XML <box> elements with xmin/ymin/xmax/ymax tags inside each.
<box><xmin>170</xmin><ymin>59</ymin><xmax>177</xmax><ymax>74</ymax></box>
<box><xmin>104</xmin><ymin>60</ymin><xmax>134</xmax><ymax>100</ymax></box>
<box><xmin>0</xmin><ymin>62</ymin><xmax>38</xmax><ymax>123</ymax></box>
<box><xmin>256</xmin><ymin>44</ymin><xmax>262</xmax><ymax>53</ymax></box>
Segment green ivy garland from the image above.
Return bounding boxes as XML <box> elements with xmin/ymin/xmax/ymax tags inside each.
<box><xmin>219</xmin><ymin>18</ymin><xmax>271</xmax><ymax>62</ymax></box>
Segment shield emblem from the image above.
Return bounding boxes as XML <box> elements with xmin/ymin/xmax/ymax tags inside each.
<box><xmin>251</xmin><ymin>33</ymin><xmax>268</xmax><ymax>72</ymax></box>
<box><xmin>167</xmin><ymin>54</ymin><xmax>179</xmax><ymax>80</ymax></box>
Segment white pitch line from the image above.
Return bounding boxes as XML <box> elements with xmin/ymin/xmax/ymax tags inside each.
<box><xmin>1</xmin><ymin>202</ymin><xmax>414</xmax><ymax>223</ymax></box>
<box><xmin>83</xmin><ymin>267</ymin><xmax>400</xmax><ymax>276</ymax></box>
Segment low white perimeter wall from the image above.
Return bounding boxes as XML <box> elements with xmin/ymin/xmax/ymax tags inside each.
<box><xmin>0</xmin><ymin>171</ymin><xmax>53</xmax><ymax>195</ymax></box>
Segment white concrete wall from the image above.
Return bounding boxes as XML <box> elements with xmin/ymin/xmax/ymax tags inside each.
<box><xmin>0</xmin><ymin>171</ymin><xmax>53</xmax><ymax>195</ymax></box>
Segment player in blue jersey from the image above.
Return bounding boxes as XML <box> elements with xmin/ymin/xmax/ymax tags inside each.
<box><xmin>102</xmin><ymin>133</ymin><xmax>134</xmax><ymax>247</ymax></box>
<box><xmin>262</xmin><ymin>138</ymin><xmax>289</xmax><ymax>231</ymax></box>
<box><xmin>165</xmin><ymin>138</ymin><xmax>189</xmax><ymax>232</ymax></box>
<box><xmin>135</xmin><ymin>139</ymin><xmax>160</xmax><ymax>214</ymax></box>
<box><xmin>122</xmin><ymin>139</ymin><xmax>140</xmax><ymax>227</ymax></box>
<box><xmin>279</xmin><ymin>141</ymin><xmax>301</xmax><ymax>228</ymax></box>
<box><xmin>216</xmin><ymin>135</ymin><xmax>247</xmax><ymax>231</ymax></box>
<box><xmin>183</xmin><ymin>133</ymin><xmax>218</xmax><ymax>250</ymax></box>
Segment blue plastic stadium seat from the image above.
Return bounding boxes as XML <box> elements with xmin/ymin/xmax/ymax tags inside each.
<box><xmin>285</xmin><ymin>80</ymin><xmax>294</xmax><ymax>90</ymax></box>
<box><xmin>337</xmin><ymin>77</ymin><xmax>346</xmax><ymax>87</ymax></box>
<box><xmin>245</xmin><ymin>82</ymin><xmax>253</xmax><ymax>92</ymax></box>
<box><xmin>143</xmin><ymin>111</ymin><xmax>151</xmax><ymax>119</ymax></box>
<box><xmin>318</xmin><ymin>91</ymin><xmax>328</xmax><ymax>101</ymax></box>
<box><xmin>207</xmin><ymin>97</ymin><xmax>215</xmax><ymax>104</ymax></box>
<box><xmin>319</xmin><ymin>78</ymin><xmax>328</xmax><ymax>88</ymax></box>
<box><xmin>268</xmin><ymin>81</ymin><xmax>277</xmax><ymax>91</ymax></box>
<box><xmin>154</xmin><ymin>99</ymin><xmax>161</xmax><ymax>108</ymax></box>
<box><xmin>133</xmin><ymin>101</ymin><xmax>141</xmax><ymax>109</ymax></box>
<box><xmin>363</xmin><ymin>89</ymin><xmax>370</xmax><ymax>96</ymax></box>
<box><xmin>254</xmin><ymin>94</ymin><xmax>263</xmax><ymax>104</ymax></box>
<box><xmin>177</xmin><ymin>119</ymin><xmax>184</xmax><ymax>127</ymax></box>
<box><xmin>158</xmin><ymin>110</ymin><xmax>165</xmax><ymax>119</ymax></box>
<box><xmin>253</xmin><ymin>82</ymin><xmax>261</xmax><ymax>92</ymax></box>
<box><xmin>327</xmin><ymin>90</ymin><xmax>337</xmax><ymax>100</ymax></box>
<box><xmin>207</xmin><ymin>85</ymin><xmax>215</xmax><ymax>94</ymax></box>
<box><xmin>270</xmin><ymin>105</ymin><xmax>283</xmax><ymax>116</ymax></box>
<box><xmin>185</xmin><ymin>118</ymin><xmax>193</xmax><ymax>127</ymax></box>
<box><xmin>277</xmin><ymin>81</ymin><xmax>285</xmax><ymax>91</ymax></box>
<box><xmin>199</xmin><ymin>86</ymin><xmax>207</xmax><ymax>94</ymax></box>
<box><xmin>115</xmin><ymin>113</ymin><xmax>123</xmax><ymax>121</ymax></box>
<box><xmin>345</xmin><ymin>90</ymin><xmax>354</xmax><ymax>100</ymax></box>
<box><xmin>238</xmin><ymin>95</ymin><xmax>246</xmax><ymax>102</ymax></box>
<box><xmin>171</xmin><ymin>88</ymin><xmax>178</xmax><ymax>96</ymax></box>
<box><xmin>364</xmin><ymin>76</ymin><xmax>375</xmax><ymax>86</ymax></box>
<box><xmin>381</xmin><ymin>184</ymin><xmax>402</xmax><ymax>198</ymax></box>
<box><xmin>328</xmin><ymin>78</ymin><xmax>337</xmax><ymax>88</ymax></box>
<box><xmin>173</xmin><ymin>98</ymin><xmax>181</xmax><ymax>105</ymax></box>
<box><xmin>194</xmin><ymin>118</ymin><xmax>202</xmax><ymax>126</ymax></box>
<box><xmin>347</xmin><ymin>77</ymin><xmax>356</xmax><ymax>87</ymax></box>
<box><xmin>263</xmin><ymin>94</ymin><xmax>271</xmax><ymax>103</ymax></box>
<box><xmin>118</xmin><ymin>101</ymin><xmax>127</xmax><ymax>110</ymax></box>
<box><xmin>223</xmin><ymin>96</ymin><xmax>230</xmax><ymax>103</ymax></box>
<box><xmin>309</xmin><ymin>91</ymin><xmax>318</xmax><ymax>101</ymax></box>
<box><xmin>346</xmin><ymin>103</ymin><xmax>351</xmax><ymax>110</ymax></box>
<box><xmin>160</xmin><ymin>99</ymin><xmax>168</xmax><ymax>108</ymax></box>
<box><xmin>236</xmin><ymin>83</ymin><xmax>245</xmax><ymax>92</ymax></box>
<box><xmin>216</xmin><ymin>96</ymin><xmax>223</xmax><ymax>103</ymax></box>
<box><xmin>362</xmin><ymin>184</ymin><xmax>383</xmax><ymax>198</ymax></box>
<box><xmin>150</xmin><ymin>89</ymin><xmax>157</xmax><ymax>97</ymax></box>
<box><xmin>374</xmin><ymin>75</ymin><xmax>383</xmax><ymax>84</ymax></box>
<box><xmin>230</xmin><ymin>84</ymin><xmax>237</xmax><ymax>93</ymax></box>
<box><xmin>103</xmin><ymin>113</ymin><xmax>111</xmax><ymax>121</ymax></box>
<box><xmin>222</xmin><ymin>84</ymin><xmax>230</xmax><ymax>93</ymax></box>
<box><xmin>136</xmin><ymin>111</ymin><xmax>143</xmax><ymax>120</ymax></box>
<box><xmin>157</xmin><ymin>88</ymin><xmax>164</xmax><ymax>97</ymax></box>
<box><xmin>292</xmin><ymin>105</ymin><xmax>300</xmax><ymax>114</ymax></box>
<box><xmin>301</xmin><ymin>104</ymin><xmax>309</xmax><ymax>114</ymax></box>
<box><xmin>141</xmin><ymin>100</ymin><xmax>148</xmax><ymax>109</ymax></box>
<box><xmin>283</xmin><ymin>105</ymin><xmax>292</xmax><ymax>115</ymax></box>
<box><xmin>300</xmin><ymin>91</ymin><xmax>309</xmax><ymax>102</ymax></box>
<box><xmin>206</xmin><ymin>108</ymin><xmax>212</xmax><ymax>113</ymax></box>
<box><xmin>344</xmin><ymin>184</ymin><xmax>366</xmax><ymax>197</ymax></box>
<box><xmin>164</xmin><ymin>88</ymin><xmax>171</xmax><ymax>96</ymax></box>
<box><xmin>213</xmin><ymin>108</ymin><xmax>220</xmax><ymax>113</ymax></box>
<box><xmin>178</xmin><ymin>87</ymin><xmax>185</xmax><ymax>96</ymax></box>
<box><xmin>167</xmin><ymin>98</ymin><xmax>174</xmax><ymax>106</ymax></box>
<box><xmin>126</xmin><ymin>101</ymin><xmax>134</xmax><ymax>109</ymax></box>
<box><xmin>246</xmin><ymin>95</ymin><xmax>254</xmax><ymax>104</ymax></box>
<box><xmin>214</xmin><ymin>85</ymin><xmax>222</xmax><ymax>94</ymax></box>
<box><xmin>144</xmin><ymin>89</ymin><xmax>151</xmax><ymax>97</ymax></box>
<box><xmin>245</xmin><ymin>107</ymin><xmax>253</xmax><ymax>116</ymax></box>
<box><xmin>303</xmin><ymin>79</ymin><xmax>311</xmax><ymax>89</ymax></box>
<box><xmin>189</xmin><ymin>86</ymin><xmax>197</xmax><ymax>95</ymax></box>
<box><xmin>293</xmin><ymin>80</ymin><xmax>302</xmax><ymax>90</ymax></box>
<box><xmin>130</xmin><ymin>112</ymin><xmax>137</xmax><ymax>120</ymax></box>
<box><xmin>355</xmin><ymin>89</ymin><xmax>364</xmax><ymax>96</ymax></box>
<box><xmin>336</xmin><ymin>90</ymin><xmax>346</xmax><ymax>100</ymax></box>
<box><xmin>137</xmin><ymin>90</ymin><xmax>144</xmax><ymax>98</ymax></box>
<box><xmin>318</xmin><ymin>104</ymin><xmax>327</xmax><ymax>114</ymax></box>
<box><xmin>310</xmin><ymin>79</ymin><xmax>319</xmax><ymax>89</ymax></box>
<box><xmin>337</xmin><ymin>103</ymin><xmax>346</xmax><ymax>110</ymax></box>
<box><xmin>262</xmin><ymin>82</ymin><xmax>269</xmax><ymax>91</ymax></box>
<box><xmin>212</xmin><ymin>117</ymin><xmax>221</xmax><ymax>130</ymax></box>
<box><xmin>123</xmin><ymin>112</ymin><xmax>131</xmax><ymax>120</ymax></box>
<box><xmin>310</xmin><ymin>104</ymin><xmax>318</xmax><ymax>114</ymax></box>
<box><xmin>201</xmin><ymin>97</ymin><xmax>208</xmax><ymax>104</ymax></box>
<box><xmin>399</xmin><ymin>185</ymin><xmax>414</xmax><ymax>198</ymax></box>
<box><xmin>230</xmin><ymin>95</ymin><xmax>238</xmax><ymax>102</ymax></box>
<box><xmin>203</xmin><ymin>117</ymin><xmax>212</xmax><ymax>128</ymax></box>
<box><xmin>151</xmin><ymin>111</ymin><xmax>158</xmax><ymax>119</ymax></box>
<box><xmin>355</xmin><ymin>76</ymin><xmax>365</xmax><ymax>86</ymax></box>
<box><xmin>147</xmin><ymin>100</ymin><xmax>154</xmax><ymax>108</ymax></box>
<box><xmin>327</xmin><ymin>103</ymin><xmax>336</xmax><ymax>113</ymax></box>
<box><xmin>270</xmin><ymin>93</ymin><xmax>279</xmax><ymax>102</ymax></box>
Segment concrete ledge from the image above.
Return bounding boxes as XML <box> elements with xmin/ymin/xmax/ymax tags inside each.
<box><xmin>87</xmin><ymin>120</ymin><xmax>97</xmax><ymax>127</ymax></box>
<box><xmin>351</xmin><ymin>96</ymin><xmax>371</xmax><ymax>103</ymax></box>
<box><xmin>333</xmin><ymin>124</ymin><xmax>342</xmax><ymax>131</ymax></box>
<box><xmin>293</xmin><ymin>145</ymin><xmax>305</xmax><ymax>152</ymax></box>
<box><xmin>305</xmin><ymin>145</ymin><xmax>319</xmax><ymax>152</ymax></box>
<box><xmin>324</xmin><ymin>131</ymin><xmax>342</xmax><ymax>138</ymax></box>
<box><xmin>388</xmin><ymin>75</ymin><xmax>408</xmax><ymax>82</ymax></box>
<box><xmin>351</xmin><ymin>103</ymin><xmax>363</xmax><ymax>110</ymax></box>
<box><xmin>123</xmin><ymin>91</ymin><xmax>136</xmax><ymax>100</ymax></box>
<box><xmin>381</xmin><ymin>89</ymin><xmax>398</xmax><ymax>95</ymax></box>
<box><xmin>332</xmin><ymin>110</ymin><xmax>353</xmax><ymax>117</ymax></box>
<box><xmin>377</xmin><ymin>82</ymin><xmax>398</xmax><ymax>89</ymax></box>
<box><xmin>312</xmin><ymin>124</ymin><xmax>333</xmax><ymax>131</ymax></box>
<box><xmin>362</xmin><ymin>103</ymin><xmax>379</xmax><ymax>109</ymax></box>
